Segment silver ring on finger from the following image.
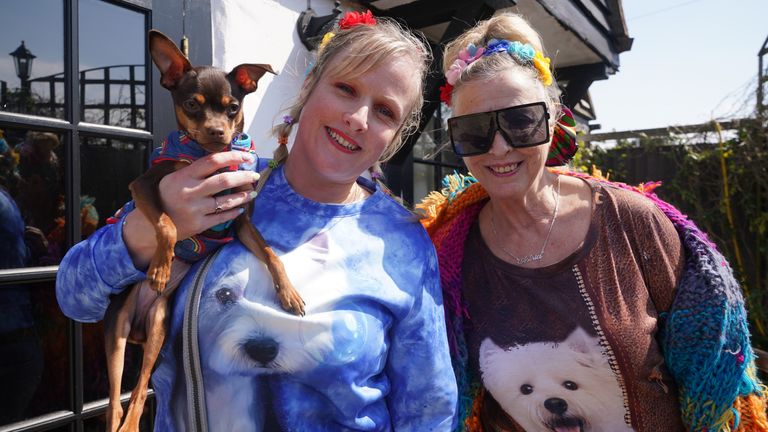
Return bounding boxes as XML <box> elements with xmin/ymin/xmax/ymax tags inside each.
<box><xmin>213</xmin><ymin>196</ymin><xmax>223</xmax><ymax>214</ymax></box>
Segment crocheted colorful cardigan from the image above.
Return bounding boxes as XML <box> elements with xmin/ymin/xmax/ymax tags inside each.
<box><xmin>418</xmin><ymin>171</ymin><xmax>768</xmax><ymax>432</ymax></box>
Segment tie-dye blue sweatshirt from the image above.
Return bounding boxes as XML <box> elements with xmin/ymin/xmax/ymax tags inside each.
<box><xmin>56</xmin><ymin>165</ymin><xmax>457</xmax><ymax>431</ymax></box>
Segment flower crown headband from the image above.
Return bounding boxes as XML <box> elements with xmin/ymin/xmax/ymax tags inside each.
<box><xmin>439</xmin><ymin>39</ymin><xmax>577</xmax><ymax>166</ymax></box>
<box><xmin>439</xmin><ymin>39</ymin><xmax>552</xmax><ymax>106</ymax></box>
<box><xmin>318</xmin><ymin>10</ymin><xmax>377</xmax><ymax>53</ymax></box>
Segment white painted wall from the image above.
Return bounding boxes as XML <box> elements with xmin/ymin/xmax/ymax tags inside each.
<box><xmin>211</xmin><ymin>0</ymin><xmax>338</xmax><ymax>156</ymax></box>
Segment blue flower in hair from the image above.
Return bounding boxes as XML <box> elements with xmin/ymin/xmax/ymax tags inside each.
<box><xmin>507</xmin><ymin>41</ymin><xmax>536</xmax><ymax>62</ymax></box>
<box><xmin>483</xmin><ymin>39</ymin><xmax>511</xmax><ymax>56</ymax></box>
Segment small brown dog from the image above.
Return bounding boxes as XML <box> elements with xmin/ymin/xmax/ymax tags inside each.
<box><xmin>103</xmin><ymin>30</ymin><xmax>304</xmax><ymax>432</ymax></box>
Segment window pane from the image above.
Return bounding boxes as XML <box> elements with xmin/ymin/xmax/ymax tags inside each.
<box><xmin>0</xmin><ymin>0</ymin><xmax>65</xmax><ymax>118</ymax></box>
<box><xmin>83</xmin><ymin>400</ymin><xmax>153</xmax><ymax>431</ymax></box>
<box><xmin>80</xmin><ymin>136</ymin><xmax>149</xmax><ymax>233</ymax></box>
<box><xmin>0</xmin><ymin>127</ymin><xmax>66</xmax><ymax>268</ymax></box>
<box><xmin>440</xmin><ymin>145</ymin><xmax>464</xmax><ymax>168</ymax></box>
<box><xmin>82</xmin><ymin>321</ymin><xmax>148</xmax><ymax>401</ymax></box>
<box><xmin>80</xmin><ymin>0</ymin><xmax>146</xmax><ymax>129</ymax></box>
<box><xmin>413</xmin><ymin>162</ymin><xmax>435</xmax><ymax>206</ymax></box>
<box><xmin>0</xmin><ymin>281</ymin><xmax>69</xmax><ymax>425</ymax></box>
<box><xmin>412</xmin><ymin>126</ymin><xmax>439</xmax><ymax>159</ymax></box>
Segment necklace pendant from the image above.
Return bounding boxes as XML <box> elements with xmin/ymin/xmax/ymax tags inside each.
<box><xmin>516</xmin><ymin>253</ymin><xmax>544</xmax><ymax>265</ymax></box>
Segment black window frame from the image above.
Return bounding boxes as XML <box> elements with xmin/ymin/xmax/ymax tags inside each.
<box><xmin>0</xmin><ymin>1</ymin><xmax>156</xmax><ymax>430</ymax></box>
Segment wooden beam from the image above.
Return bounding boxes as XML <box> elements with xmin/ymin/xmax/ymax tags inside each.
<box><xmin>388</xmin><ymin>1</ymin><xmax>495</xmax><ymax>165</ymax></box>
<box><xmin>536</xmin><ymin>0</ymin><xmax>619</xmax><ymax>68</ymax></box>
<box><xmin>556</xmin><ymin>63</ymin><xmax>608</xmax><ymax>109</ymax></box>
<box><xmin>555</xmin><ymin>62</ymin><xmax>609</xmax><ymax>82</ymax></box>
<box><xmin>584</xmin><ymin>118</ymin><xmax>753</xmax><ymax>142</ymax></box>
<box><xmin>368</xmin><ymin>0</ymin><xmax>464</xmax><ymax>29</ymax></box>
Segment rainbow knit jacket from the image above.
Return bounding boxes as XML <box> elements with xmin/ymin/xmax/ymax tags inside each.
<box><xmin>418</xmin><ymin>171</ymin><xmax>768</xmax><ymax>432</ymax></box>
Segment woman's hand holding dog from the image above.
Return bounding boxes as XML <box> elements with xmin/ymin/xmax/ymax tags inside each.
<box><xmin>123</xmin><ymin>151</ymin><xmax>260</xmax><ymax>269</ymax></box>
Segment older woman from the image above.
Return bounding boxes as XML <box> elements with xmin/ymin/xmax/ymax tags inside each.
<box><xmin>420</xmin><ymin>12</ymin><xmax>767</xmax><ymax>432</ymax></box>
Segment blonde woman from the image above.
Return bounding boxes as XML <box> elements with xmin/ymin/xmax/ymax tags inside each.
<box><xmin>57</xmin><ymin>12</ymin><xmax>457</xmax><ymax>431</ymax></box>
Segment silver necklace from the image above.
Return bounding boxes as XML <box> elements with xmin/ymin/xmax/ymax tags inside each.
<box><xmin>490</xmin><ymin>176</ymin><xmax>561</xmax><ymax>265</ymax></box>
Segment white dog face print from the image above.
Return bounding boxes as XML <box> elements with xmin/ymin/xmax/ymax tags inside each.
<box><xmin>183</xmin><ymin>230</ymin><xmax>380</xmax><ymax>431</ymax></box>
<box><xmin>479</xmin><ymin>327</ymin><xmax>632</xmax><ymax>432</ymax></box>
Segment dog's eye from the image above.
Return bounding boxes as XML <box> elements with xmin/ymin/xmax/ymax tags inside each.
<box><xmin>215</xmin><ymin>288</ymin><xmax>238</xmax><ymax>306</ymax></box>
<box><xmin>563</xmin><ymin>380</ymin><xmax>578</xmax><ymax>391</ymax></box>
<box><xmin>227</xmin><ymin>103</ymin><xmax>240</xmax><ymax>116</ymax></box>
<box><xmin>520</xmin><ymin>384</ymin><xmax>533</xmax><ymax>395</ymax></box>
<box><xmin>183</xmin><ymin>99</ymin><xmax>200</xmax><ymax>112</ymax></box>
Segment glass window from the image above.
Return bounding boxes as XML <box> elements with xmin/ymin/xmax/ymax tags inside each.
<box><xmin>411</xmin><ymin>106</ymin><xmax>467</xmax><ymax>204</ymax></box>
<box><xmin>82</xmin><ymin>321</ymin><xmax>149</xmax><ymax>402</ymax></box>
<box><xmin>0</xmin><ymin>1</ymin><xmax>65</xmax><ymax>118</ymax></box>
<box><xmin>79</xmin><ymin>0</ymin><xmax>146</xmax><ymax>129</ymax></box>
<box><xmin>0</xmin><ymin>127</ymin><xmax>66</xmax><ymax>268</ymax></box>
<box><xmin>80</xmin><ymin>136</ymin><xmax>150</xmax><ymax>232</ymax></box>
<box><xmin>413</xmin><ymin>162</ymin><xmax>435</xmax><ymax>205</ymax></box>
<box><xmin>2</xmin><ymin>0</ymin><xmax>156</xmax><ymax>430</ymax></box>
<box><xmin>0</xmin><ymin>281</ymin><xmax>69</xmax><ymax>424</ymax></box>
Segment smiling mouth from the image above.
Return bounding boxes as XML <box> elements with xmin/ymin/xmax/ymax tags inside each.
<box><xmin>547</xmin><ymin>418</ymin><xmax>584</xmax><ymax>432</ymax></box>
<box><xmin>488</xmin><ymin>161</ymin><xmax>522</xmax><ymax>175</ymax></box>
<box><xmin>326</xmin><ymin>127</ymin><xmax>360</xmax><ymax>152</ymax></box>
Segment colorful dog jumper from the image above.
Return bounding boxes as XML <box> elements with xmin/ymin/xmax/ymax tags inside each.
<box><xmin>106</xmin><ymin>130</ymin><xmax>258</xmax><ymax>263</ymax></box>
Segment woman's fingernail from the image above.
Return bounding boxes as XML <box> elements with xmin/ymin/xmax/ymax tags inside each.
<box><xmin>249</xmin><ymin>191</ymin><xmax>258</xmax><ymax>199</ymax></box>
<box><xmin>238</xmin><ymin>207</ymin><xmax>245</xmax><ymax>214</ymax></box>
<box><xmin>252</xmin><ymin>173</ymin><xmax>260</xmax><ymax>182</ymax></box>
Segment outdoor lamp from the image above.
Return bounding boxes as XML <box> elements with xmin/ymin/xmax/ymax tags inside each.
<box><xmin>10</xmin><ymin>40</ymin><xmax>36</xmax><ymax>86</ymax></box>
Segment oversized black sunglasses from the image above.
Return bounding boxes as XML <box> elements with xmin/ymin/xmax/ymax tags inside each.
<box><xmin>447</xmin><ymin>101</ymin><xmax>550</xmax><ymax>157</ymax></box>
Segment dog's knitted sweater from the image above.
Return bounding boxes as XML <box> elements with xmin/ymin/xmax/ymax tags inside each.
<box><xmin>106</xmin><ymin>130</ymin><xmax>258</xmax><ymax>262</ymax></box>
<box><xmin>418</xmin><ymin>171</ymin><xmax>767</xmax><ymax>432</ymax></box>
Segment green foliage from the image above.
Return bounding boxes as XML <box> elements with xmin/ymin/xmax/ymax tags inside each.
<box><xmin>578</xmin><ymin>123</ymin><xmax>768</xmax><ymax>347</ymax></box>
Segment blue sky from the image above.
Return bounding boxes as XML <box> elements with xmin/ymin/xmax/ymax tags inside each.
<box><xmin>589</xmin><ymin>0</ymin><xmax>768</xmax><ymax>132</ymax></box>
<box><xmin>1</xmin><ymin>0</ymin><xmax>143</xmax><ymax>89</ymax></box>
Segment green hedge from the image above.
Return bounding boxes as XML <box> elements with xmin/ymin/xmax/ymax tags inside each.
<box><xmin>575</xmin><ymin>122</ymin><xmax>768</xmax><ymax>347</ymax></box>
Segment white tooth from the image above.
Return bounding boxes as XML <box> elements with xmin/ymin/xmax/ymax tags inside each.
<box><xmin>328</xmin><ymin>129</ymin><xmax>357</xmax><ymax>150</ymax></box>
<box><xmin>491</xmin><ymin>162</ymin><xmax>519</xmax><ymax>173</ymax></box>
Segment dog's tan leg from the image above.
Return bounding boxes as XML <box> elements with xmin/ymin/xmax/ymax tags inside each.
<box><xmin>236</xmin><ymin>204</ymin><xmax>305</xmax><ymax>315</ymax></box>
<box><xmin>117</xmin><ymin>260</ymin><xmax>189</xmax><ymax>432</ymax></box>
<box><xmin>104</xmin><ymin>286</ymin><xmax>140</xmax><ymax>432</ymax></box>
<box><xmin>118</xmin><ymin>295</ymin><xmax>170</xmax><ymax>432</ymax></box>
<box><xmin>129</xmin><ymin>162</ymin><xmax>180</xmax><ymax>293</ymax></box>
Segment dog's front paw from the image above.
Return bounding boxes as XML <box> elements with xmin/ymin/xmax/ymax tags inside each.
<box><xmin>277</xmin><ymin>284</ymin><xmax>306</xmax><ymax>316</ymax></box>
<box><xmin>147</xmin><ymin>255</ymin><xmax>173</xmax><ymax>293</ymax></box>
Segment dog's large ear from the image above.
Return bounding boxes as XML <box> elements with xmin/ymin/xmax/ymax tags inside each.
<box><xmin>563</xmin><ymin>326</ymin><xmax>600</xmax><ymax>355</ymax></box>
<box><xmin>149</xmin><ymin>29</ymin><xmax>192</xmax><ymax>90</ymax></box>
<box><xmin>228</xmin><ymin>64</ymin><xmax>276</xmax><ymax>94</ymax></box>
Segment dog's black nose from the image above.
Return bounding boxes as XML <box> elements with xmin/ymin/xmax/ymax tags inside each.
<box><xmin>206</xmin><ymin>126</ymin><xmax>225</xmax><ymax>139</ymax></box>
<box><xmin>544</xmin><ymin>397</ymin><xmax>568</xmax><ymax>415</ymax></box>
<box><xmin>244</xmin><ymin>338</ymin><xmax>279</xmax><ymax>365</ymax></box>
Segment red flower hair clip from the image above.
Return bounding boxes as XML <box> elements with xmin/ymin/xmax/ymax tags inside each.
<box><xmin>439</xmin><ymin>83</ymin><xmax>454</xmax><ymax>105</ymax></box>
<box><xmin>339</xmin><ymin>10</ymin><xmax>376</xmax><ymax>29</ymax></box>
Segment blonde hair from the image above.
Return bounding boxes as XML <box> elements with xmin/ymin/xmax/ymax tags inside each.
<box><xmin>268</xmin><ymin>16</ymin><xmax>431</xmax><ymax>184</ymax></box>
<box><xmin>443</xmin><ymin>13</ymin><xmax>560</xmax><ymax>117</ymax></box>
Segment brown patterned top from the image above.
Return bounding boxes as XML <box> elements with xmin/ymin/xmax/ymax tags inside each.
<box><xmin>462</xmin><ymin>178</ymin><xmax>686</xmax><ymax>432</ymax></box>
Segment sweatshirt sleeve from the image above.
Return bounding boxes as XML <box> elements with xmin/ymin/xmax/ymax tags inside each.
<box><xmin>385</xmin><ymin>242</ymin><xmax>458</xmax><ymax>431</ymax></box>
<box><xmin>55</xmin><ymin>206</ymin><xmax>146</xmax><ymax>322</ymax></box>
